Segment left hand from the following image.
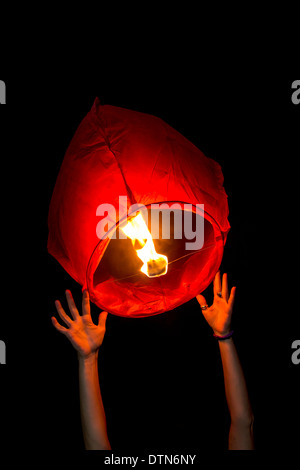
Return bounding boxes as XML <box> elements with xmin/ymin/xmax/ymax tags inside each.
<box><xmin>52</xmin><ymin>289</ymin><xmax>108</xmax><ymax>359</ymax></box>
<box><xmin>196</xmin><ymin>271</ymin><xmax>236</xmax><ymax>336</ymax></box>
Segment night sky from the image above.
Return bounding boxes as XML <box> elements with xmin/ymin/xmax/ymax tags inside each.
<box><xmin>1</xmin><ymin>63</ymin><xmax>299</xmax><ymax>455</ymax></box>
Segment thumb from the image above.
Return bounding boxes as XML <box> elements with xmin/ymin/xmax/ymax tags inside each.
<box><xmin>98</xmin><ymin>310</ymin><xmax>108</xmax><ymax>327</ymax></box>
<box><xmin>196</xmin><ymin>294</ymin><xmax>208</xmax><ymax>309</ymax></box>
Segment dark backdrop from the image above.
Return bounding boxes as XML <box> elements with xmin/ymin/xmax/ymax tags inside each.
<box><xmin>1</xmin><ymin>69</ymin><xmax>299</xmax><ymax>454</ymax></box>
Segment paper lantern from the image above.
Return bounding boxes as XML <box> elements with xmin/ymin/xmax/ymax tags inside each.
<box><xmin>47</xmin><ymin>98</ymin><xmax>230</xmax><ymax>317</ymax></box>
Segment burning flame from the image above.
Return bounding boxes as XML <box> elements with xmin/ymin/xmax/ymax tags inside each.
<box><xmin>121</xmin><ymin>212</ymin><xmax>168</xmax><ymax>278</ymax></box>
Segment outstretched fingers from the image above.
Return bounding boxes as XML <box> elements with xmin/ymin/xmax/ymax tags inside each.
<box><xmin>228</xmin><ymin>286</ymin><xmax>236</xmax><ymax>310</ymax></box>
<box><xmin>51</xmin><ymin>316</ymin><xmax>69</xmax><ymax>335</ymax></box>
<box><xmin>65</xmin><ymin>290</ymin><xmax>79</xmax><ymax>320</ymax></box>
<box><xmin>98</xmin><ymin>310</ymin><xmax>108</xmax><ymax>328</ymax></box>
<box><xmin>82</xmin><ymin>289</ymin><xmax>91</xmax><ymax>317</ymax></box>
<box><xmin>55</xmin><ymin>300</ymin><xmax>72</xmax><ymax>327</ymax></box>
<box><xmin>196</xmin><ymin>294</ymin><xmax>209</xmax><ymax>309</ymax></box>
<box><xmin>213</xmin><ymin>271</ymin><xmax>222</xmax><ymax>297</ymax></box>
<box><xmin>222</xmin><ymin>273</ymin><xmax>229</xmax><ymax>302</ymax></box>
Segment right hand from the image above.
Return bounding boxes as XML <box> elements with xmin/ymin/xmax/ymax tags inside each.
<box><xmin>196</xmin><ymin>272</ymin><xmax>236</xmax><ymax>336</ymax></box>
<box><xmin>52</xmin><ymin>289</ymin><xmax>108</xmax><ymax>359</ymax></box>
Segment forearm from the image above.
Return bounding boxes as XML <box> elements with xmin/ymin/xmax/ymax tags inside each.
<box><xmin>218</xmin><ymin>338</ymin><xmax>254</xmax><ymax>449</ymax></box>
<box><xmin>78</xmin><ymin>352</ymin><xmax>111</xmax><ymax>450</ymax></box>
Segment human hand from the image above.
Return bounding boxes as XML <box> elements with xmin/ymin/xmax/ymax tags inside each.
<box><xmin>196</xmin><ymin>272</ymin><xmax>236</xmax><ymax>336</ymax></box>
<box><xmin>51</xmin><ymin>289</ymin><xmax>108</xmax><ymax>359</ymax></box>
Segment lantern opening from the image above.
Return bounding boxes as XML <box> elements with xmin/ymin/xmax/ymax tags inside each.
<box><xmin>87</xmin><ymin>205</ymin><xmax>224</xmax><ymax>317</ymax></box>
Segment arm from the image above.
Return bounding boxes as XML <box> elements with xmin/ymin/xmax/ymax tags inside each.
<box><xmin>78</xmin><ymin>351</ymin><xmax>111</xmax><ymax>450</ymax></box>
<box><xmin>218</xmin><ymin>337</ymin><xmax>254</xmax><ymax>450</ymax></box>
<box><xmin>52</xmin><ymin>289</ymin><xmax>111</xmax><ymax>450</ymax></box>
<box><xmin>196</xmin><ymin>272</ymin><xmax>254</xmax><ymax>450</ymax></box>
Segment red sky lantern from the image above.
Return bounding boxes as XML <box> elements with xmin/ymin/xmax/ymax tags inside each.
<box><xmin>47</xmin><ymin>98</ymin><xmax>230</xmax><ymax>318</ymax></box>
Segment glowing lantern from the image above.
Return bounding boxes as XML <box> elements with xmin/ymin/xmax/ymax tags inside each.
<box><xmin>47</xmin><ymin>98</ymin><xmax>230</xmax><ymax>317</ymax></box>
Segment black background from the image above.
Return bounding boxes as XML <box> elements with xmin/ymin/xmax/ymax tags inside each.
<box><xmin>0</xmin><ymin>57</ymin><xmax>299</xmax><ymax>457</ymax></box>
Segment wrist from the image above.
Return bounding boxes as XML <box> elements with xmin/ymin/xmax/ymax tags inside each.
<box><xmin>77</xmin><ymin>350</ymin><xmax>99</xmax><ymax>364</ymax></box>
<box><xmin>212</xmin><ymin>328</ymin><xmax>231</xmax><ymax>337</ymax></box>
<box><xmin>213</xmin><ymin>330</ymin><xmax>234</xmax><ymax>341</ymax></box>
<box><xmin>216</xmin><ymin>335</ymin><xmax>234</xmax><ymax>344</ymax></box>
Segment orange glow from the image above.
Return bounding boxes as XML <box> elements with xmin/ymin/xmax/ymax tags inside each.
<box><xmin>121</xmin><ymin>212</ymin><xmax>168</xmax><ymax>277</ymax></box>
